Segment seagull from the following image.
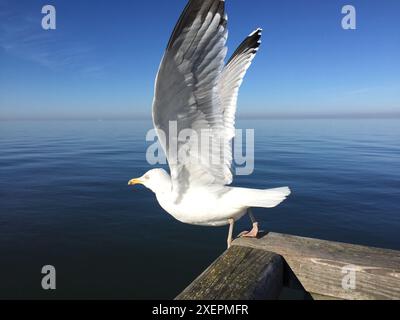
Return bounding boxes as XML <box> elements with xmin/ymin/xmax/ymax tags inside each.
<box><xmin>129</xmin><ymin>0</ymin><xmax>290</xmax><ymax>248</ymax></box>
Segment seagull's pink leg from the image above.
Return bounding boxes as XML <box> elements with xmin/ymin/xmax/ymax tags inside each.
<box><xmin>227</xmin><ymin>218</ymin><xmax>235</xmax><ymax>249</ymax></box>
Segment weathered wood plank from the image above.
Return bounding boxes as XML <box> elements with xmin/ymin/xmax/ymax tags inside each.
<box><xmin>176</xmin><ymin>245</ymin><xmax>283</xmax><ymax>300</ymax></box>
<box><xmin>233</xmin><ymin>233</ymin><xmax>400</xmax><ymax>300</ymax></box>
<box><xmin>310</xmin><ymin>293</ymin><xmax>343</xmax><ymax>300</ymax></box>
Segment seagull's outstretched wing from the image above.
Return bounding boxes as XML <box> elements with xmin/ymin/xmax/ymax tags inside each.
<box><xmin>153</xmin><ymin>0</ymin><xmax>229</xmax><ymax>197</ymax></box>
<box><xmin>219</xmin><ymin>28</ymin><xmax>262</xmax><ymax>141</ymax></box>
<box><xmin>152</xmin><ymin>0</ymin><xmax>262</xmax><ymax>198</ymax></box>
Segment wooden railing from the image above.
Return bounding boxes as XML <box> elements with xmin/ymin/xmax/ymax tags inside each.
<box><xmin>176</xmin><ymin>232</ymin><xmax>400</xmax><ymax>300</ymax></box>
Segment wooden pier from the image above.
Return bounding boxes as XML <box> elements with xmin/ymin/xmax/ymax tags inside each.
<box><xmin>176</xmin><ymin>232</ymin><xmax>400</xmax><ymax>300</ymax></box>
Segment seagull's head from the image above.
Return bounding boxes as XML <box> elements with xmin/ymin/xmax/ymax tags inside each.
<box><xmin>128</xmin><ymin>168</ymin><xmax>171</xmax><ymax>194</ymax></box>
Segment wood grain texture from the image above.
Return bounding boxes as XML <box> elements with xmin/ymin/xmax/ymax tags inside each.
<box><xmin>176</xmin><ymin>245</ymin><xmax>283</xmax><ymax>300</ymax></box>
<box><xmin>233</xmin><ymin>233</ymin><xmax>400</xmax><ymax>300</ymax></box>
<box><xmin>310</xmin><ymin>293</ymin><xmax>343</xmax><ymax>300</ymax></box>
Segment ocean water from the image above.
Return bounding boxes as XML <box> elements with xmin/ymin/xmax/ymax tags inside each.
<box><xmin>0</xmin><ymin>119</ymin><xmax>399</xmax><ymax>299</ymax></box>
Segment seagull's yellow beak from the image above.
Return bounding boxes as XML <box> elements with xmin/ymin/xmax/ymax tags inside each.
<box><xmin>128</xmin><ymin>178</ymin><xmax>143</xmax><ymax>186</ymax></box>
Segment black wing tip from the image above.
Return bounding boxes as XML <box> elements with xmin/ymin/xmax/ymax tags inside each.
<box><xmin>227</xmin><ymin>27</ymin><xmax>263</xmax><ymax>64</ymax></box>
<box><xmin>248</xmin><ymin>28</ymin><xmax>263</xmax><ymax>47</ymax></box>
<box><xmin>217</xmin><ymin>0</ymin><xmax>227</xmax><ymax>28</ymax></box>
<box><xmin>249</xmin><ymin>28</ymin><xmax>263</xmax><ymax>36</ymax></box>
<box><xmin>167</xmin><ymin>0</ymin><xmax>226</xmax><ymax>50</ymax></box>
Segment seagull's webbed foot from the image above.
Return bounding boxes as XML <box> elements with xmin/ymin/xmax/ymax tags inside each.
<box><xmin>238</xmin><ymin>222</ymin><xmax>259</xmax><ymax>238</ymax></box>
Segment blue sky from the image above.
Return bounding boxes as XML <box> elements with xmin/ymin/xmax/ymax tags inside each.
<box><xmin>0</xmin><ymin>0</ymin><xmax>399</xmax><ymax>120</ymax></box>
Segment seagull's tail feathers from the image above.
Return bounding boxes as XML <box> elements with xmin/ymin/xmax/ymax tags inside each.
<box><xmin>242</xmin><ymin>187</ymin><xmax>291</xmax><ymax>208</ymax></box>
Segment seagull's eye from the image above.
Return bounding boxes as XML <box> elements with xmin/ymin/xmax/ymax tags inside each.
<box><xmin>144</xmin><ymin>175</ymin><xmax>150</xmax><ymax>180</ymax></box>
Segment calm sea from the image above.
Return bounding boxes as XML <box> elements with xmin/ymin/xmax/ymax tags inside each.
<box><xmin>0</xmin><ymin>119</ymin><xmax>399</xmax><ymax>299</ymax></box>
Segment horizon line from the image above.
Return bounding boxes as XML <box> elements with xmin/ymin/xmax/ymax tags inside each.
<box><xmin>1</xmin><ymin>111</ymin><xmax>400</xmax><ymax>121</ymax></box>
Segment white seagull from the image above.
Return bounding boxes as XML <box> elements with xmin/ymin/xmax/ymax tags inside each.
<box><xmin>129</xmin><ymin>0</ymin><xmax>290</xmax><ymax>248</ymax></box>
